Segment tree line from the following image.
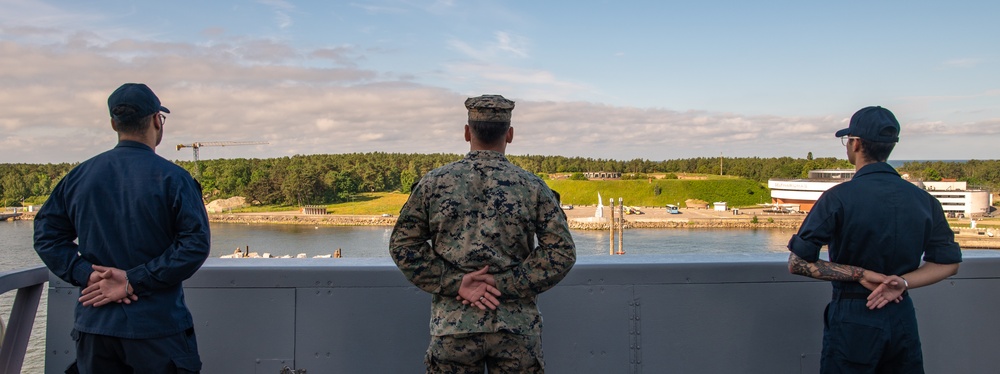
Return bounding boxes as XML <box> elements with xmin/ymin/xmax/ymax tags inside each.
<box><xmin>3</xmin><ymin>154</ymin><xmax>997</xmax><ymax>207</ymax></box>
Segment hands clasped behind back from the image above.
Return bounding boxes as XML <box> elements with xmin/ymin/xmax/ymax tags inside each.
<box><xmin>858</xmin><ymin>269</ymin><xmax>904</xmax><ymax>310</ymax></box>
<box><xmin>456</xmin><ymin>265</ymin><xmax>502</xmax><ymax>310</ymax></box>
<box><xmin>79</xmin><ymin>264</ymin><xmax>138</xmax><ymax>307</ymax></box>
<box><xmin>866</xmin><ymin>275</ymin><xmax>906</xmax><ymax>310</ymax></box>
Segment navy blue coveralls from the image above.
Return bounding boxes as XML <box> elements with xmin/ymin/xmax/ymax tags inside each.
<box><xmin>34</xmin><ymin>141</ymin><xmax>211</xmax><ymax>374</ymax></box>
<box><xmin>788</xmin><ymin>162</ymin><xmax>962</xmax><ymax>374</ymax></box>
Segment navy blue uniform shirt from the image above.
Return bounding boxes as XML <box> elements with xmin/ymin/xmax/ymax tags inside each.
<box><xmin>788</xmin><ymin>162</ymin><xmax>961</xmax><ymax>278</ymax></box>
<box><xmin>34</xmin><ymin>141</ymin><xmax>211</xmax><ymax>339</ymax></box>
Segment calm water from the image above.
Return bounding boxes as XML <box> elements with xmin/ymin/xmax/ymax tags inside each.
<box><xmin>7</xmin><ymin>221</ymin><xmax>796</xmax><ymax>270</ymax></box>
<box><xmin>208</xmin><ymin>223</ymin><xmax>795</xmax><ymax>259</ymax></box>
<box><xmin>2</xmin><ymin>221</ymin><xmax>794</xmax><ymax>371</ymax></box>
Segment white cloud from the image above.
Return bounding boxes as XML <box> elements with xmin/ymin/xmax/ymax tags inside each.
<box><xmin>257</xmin><ymin>0</ymin><xmax>294</xmax><ymax>10</ymax></box>
<box><xmin>0</xmin><ymin>0</ymin><xmax>103</xmax><ymax>30</ymax></box>
<box><xmin>441</xmin><ymin>62</ymin><xmax>593</xmax><ymax>103</ymax></box>
<box><xmin>941</xmin><ymin>58</ymin><xmax>982</xmax><ymax>69</ymax></box>
<box><xmin>1</xmin><ymin>6</ymin><xmax>997</xmax><ymax>163</ymax></box>
<box><xmin>494</xmin><ymin>32</ymin><xmax>528</xmax><ymax>58</ymax></box>
<box><xmin>275</xmin><ymin>11</ymin><xmax>292</xmax><ymax>29</ymax></box>
<box><xmin>315</xmin><ymin>118</ymin><xmax>338</xmax><ymax>130</ymax></box>
<box><xmin>448</xmin><ymin>31</ymin><xmax>530</xmax><ymax>60</ymax></box>
<box><xmin>907</xmin><ymin>119</ymin><xmax>1000</xmax><ymax>136</ymax></box>
<box><xmin>257</xmin><ymin>0</ymin><xmax>295</xmax><ymax>29</ymax></box>
<box><xmin>349</xmin><ymin>2</ymin><xmax>407</xmax><ymax>15</ymax></box>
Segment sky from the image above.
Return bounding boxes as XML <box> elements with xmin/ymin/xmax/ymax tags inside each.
<box><xmin>1</xmin><ymin>0</ymin><xmax>998</xmax><ymax>164</ymax></box>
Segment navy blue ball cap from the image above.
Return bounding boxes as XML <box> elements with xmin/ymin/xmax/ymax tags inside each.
<box><xmin>107</xmin><ymin>83</ymin><xmax>169</xmax><ymax>121</ymax></box>
<box><xmin>835</xmin><ymin>106</ymin><xmax>900</xmax><ymax>143</ymax></box>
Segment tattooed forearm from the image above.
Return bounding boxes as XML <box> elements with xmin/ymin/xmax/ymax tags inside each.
<box><xmin>815</xmin><ymin>262</ymin><xmax>865</xmax><ymax>281</ymax></box>
<box><xmin>788</xmin><ymin>253</ymin><xmax>865</xmax><ymax>281</ymax></box>
<box><xmin>789</xmin><ymin>254</ymin><xmax>813</xmax><ymax>276</ymax></box>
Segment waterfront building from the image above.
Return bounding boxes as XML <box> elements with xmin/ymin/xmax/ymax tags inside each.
<box><xmin>583</xmin><ymin>171</ymin><xmax>621</xmax><ymax>179</ymax></box>
<box><xmin>767</xmin><ymin>169</ymin><xmax>852</xmax><ymax>213</ymax></box>
<box><xmin>769</xmin><ymin>169</ymin><xmax>993</xmax><ymax>216</ymax></box>
<box><xmin>918</xmin><ymin>180</ymin><xmax>993</xmax><ymax>218</ymax></box>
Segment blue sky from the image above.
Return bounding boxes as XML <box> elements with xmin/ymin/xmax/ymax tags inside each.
<box><xmin>1</xmin><ymin>0</ymin><xmax>997</xmax><ymax>163</ymax></box>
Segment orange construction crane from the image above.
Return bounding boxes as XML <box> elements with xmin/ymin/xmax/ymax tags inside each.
<box><xmin>176</xmin><ymin>141</ymin><xmax>268</xmax><ymax>179</ymax></box>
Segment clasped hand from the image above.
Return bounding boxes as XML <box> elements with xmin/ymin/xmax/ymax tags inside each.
<box><xmin>79</xmin><ymin>265</ymin><xmax>138</xmax><ymax>307</ymax></box>
<box><xmin>860</xmin><ymin>271</ymin><xmax>905</xmax><ymax>310</ymax></box>
<box><xmin>456</xmin><ymin>266</ymin><xmax>502</xmax><ymax>311</ymax></box>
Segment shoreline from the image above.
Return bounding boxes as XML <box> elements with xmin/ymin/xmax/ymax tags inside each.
<box><xmin>12</xmin><ymin>209</ymin><xmax>999</xmax><ymax>249</ymax></box>
<box><xmin>204</xmin><ymin>208</ymin><xmax>1000</xmax><ymax>249</ymax></box>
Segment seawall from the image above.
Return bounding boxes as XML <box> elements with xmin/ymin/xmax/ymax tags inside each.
<box><xmin>568</xmin><ymin>218</ymin><xmax>801</xmax><ymax>230</ymax></box>
<box><xmin>208</xmin><ymin>213</ymin><xmax>396</xmax><ymax>226</ymax></box>
<box><xmin>14</xmin><ymin>210</ymin><xmax>999</xmax><ymax>249</ymax></box>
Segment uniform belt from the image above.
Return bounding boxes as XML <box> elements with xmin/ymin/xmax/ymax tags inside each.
<box><xmin>835</xmin><ymin>292</ymin><xmax>870</xmax><ymax>300</ymax></box>
<box><xmin>833</xmin><ymin>290</ymin><xmax>908</xmax><ymax>300</ymax></box>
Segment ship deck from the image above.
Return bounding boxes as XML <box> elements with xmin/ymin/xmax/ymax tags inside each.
<box><xmin>4</xmin><ymin>252</ymin><xmax>1000</xmax><ymax>373</ymax></box>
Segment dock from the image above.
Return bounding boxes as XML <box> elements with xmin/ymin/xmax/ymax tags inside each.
<box><xmin>0</xmin><ymin>212</ymin><xmax>22</xmax><ymax>221</ymax></box>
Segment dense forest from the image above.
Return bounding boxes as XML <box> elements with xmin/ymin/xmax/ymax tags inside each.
<box><xmin>3</xmin><ymin>154</ymin><xmax>997</xmax><ymax>207</ymax></box>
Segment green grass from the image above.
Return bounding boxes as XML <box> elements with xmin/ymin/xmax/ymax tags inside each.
<box><xmin>230</xmin><ymin>204</ymin><xmax>302</xmax><ymax>213</ymax></box>
<box><xmin>327</xmin><ymin>192</ymin><xmax>410</xmax><ymax>215</ymax></box>
<box><xmin>949</xmin><ymin>218</ymin><xmax>1000</xmax><ymax>229</ymax></box>
<box><xmin>546</xmin><ymin>178</ymin><xmax>769</xmax><ymax>207</ymax></box>
<box><xmin>229</xmin><ymin>192</ymin><xmax>409</xmax><ymax>215</ymax></box>
<box><xmin>230</xmin><ymin>177</ymin><xmax>772</xmax><ymax>214</ymax></box>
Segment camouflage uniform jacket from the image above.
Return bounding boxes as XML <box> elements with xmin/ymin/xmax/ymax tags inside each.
<box><xmin>390</xmin><ymin>150</ymin><xmax>576</xmax><ymax>336</ymax></box>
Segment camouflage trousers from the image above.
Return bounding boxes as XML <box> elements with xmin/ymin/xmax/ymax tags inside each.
<box><xmin>425</xmin><ymin>332</ymin><xmax>544</xmax><ymax>374</ymax></box>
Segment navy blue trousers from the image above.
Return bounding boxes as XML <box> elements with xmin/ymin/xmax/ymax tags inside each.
<box><xmin>821</xmin><ymin>294</ymin><xmax>923</xmax><ymax>374</ymax></box>
<box><xmin>66</xmin><ymin>327</ymin><xmax>201</xmax><ymax>374</ymax></box>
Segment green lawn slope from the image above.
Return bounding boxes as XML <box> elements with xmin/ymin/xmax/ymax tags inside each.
<box><xmin>224</xmin><ymin>179</ymin><xmax>769</xmax><ymax>215</ymax></box>
<box><xmin>546</xmin><ymin>179</ymin><xmax>770</xmax><ymax>207</ymax></box>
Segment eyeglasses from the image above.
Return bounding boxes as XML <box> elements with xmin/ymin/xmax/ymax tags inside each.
<box><xmin>840</xmin><ymin>136</ymin><xmax>860</xmax><ymax>146</ymax></box>
<box><xmin>158</xmin><ymin>113</ymin><xmax>167</xmax><ymax>126</ymax></box>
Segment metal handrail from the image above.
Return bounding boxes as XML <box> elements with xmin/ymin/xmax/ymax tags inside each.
<box><xmin>0</xmin><ymin>265</ymin><xmax>48</xmax><ymax>374</ymax></box>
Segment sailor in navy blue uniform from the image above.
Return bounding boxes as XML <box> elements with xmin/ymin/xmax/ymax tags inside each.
<box><xmin>787</xmin><ymin>106</ymin><xmax>961</xmax><ymax>374</ymax></box>
<box><xmin>35</xmin><ymin>83</ymin><xmax>210</xmax><ymax>374</ymax></box>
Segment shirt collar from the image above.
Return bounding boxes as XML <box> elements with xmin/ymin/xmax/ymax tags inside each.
<box><xmin>853</xmin><ymin>162</ymin><xmax>899</xmax><ymax>179</ymax></box>
<box><xmin>115</xmin><ymin>140</ymin><xmax>154</xmax><ymax>152</ymax></box>
<box><xmin>465</xmin><ymin>150</ymin><xmax>508</xmax><ymax>161</ymax></box>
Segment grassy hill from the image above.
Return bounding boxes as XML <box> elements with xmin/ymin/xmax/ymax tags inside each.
<box><xmin>230</xmin><ymin>192</ymin><xmax>409</xmax><ymax>215</ymax></box>
<box><xmin>546</xmin><ymin>178</ymin><xmax>769</xmax><ymax>207</ymax></box>
<box><xmin>327</xmin><ymin>192</ymin><xmax>410</xmax><ymax>215</ymax></box>
<box><xmin>227</xmin><ymin>178</ymin><xmax>769</xmax><ymax>215</ymax></box>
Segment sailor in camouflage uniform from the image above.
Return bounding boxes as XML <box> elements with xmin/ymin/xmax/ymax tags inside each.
<box><xmin>390</xmin><ymin>94</ymin><xmax>576</xmax><ymax>373</ymax></box>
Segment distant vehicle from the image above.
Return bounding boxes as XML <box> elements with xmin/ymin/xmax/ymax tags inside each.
<box><xmin>666</xmin><ymin>204</ymin><xmax>680</xmax><ymax>214</ymax></box>
<box><xmin>381</xmin><ymin>213</ymin><xmax>393</xmax><ymax>217</ymax></box>
<box><xmin>561</xmin><ymin>204</ymin><xmax>574</xmax><ymax>210</ymax></box>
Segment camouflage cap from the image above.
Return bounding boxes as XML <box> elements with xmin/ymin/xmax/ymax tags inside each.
<box><xmin>465</xmin><ymin>95</ymin><xmax>515</xmax><ymax>123</ymax></box>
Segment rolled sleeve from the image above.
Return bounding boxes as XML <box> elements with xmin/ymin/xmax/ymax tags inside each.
<box><xmin>787</xmin><ymin>192</ymin><xmax>839</xmax><ymax>263</ymax></box>
<box><xmin>923</xmin><ymin>211</ymin><xmax>963</xmax><ymax>265</ymax></box>
<box><xmin>788</xmin><ymin>235</ymin><xmax>822</xmax><ymax>263</ymax></box>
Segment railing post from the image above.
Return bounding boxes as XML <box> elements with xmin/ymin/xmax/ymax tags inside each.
<box><xmin>0</xmin><ymin>283</ymin><xmax>43</xmax><ymax>373</ymax></box>
<box><xmin>0</xmin><ymin>266</ymin><xmax>48</xmax><ymax>374</ymax></box>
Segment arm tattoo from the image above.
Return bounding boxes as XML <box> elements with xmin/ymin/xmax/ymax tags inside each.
<box><xmin>788</xmin><ymin>253</ymin><xmax>865</xmax><ymax>281</ymax></box>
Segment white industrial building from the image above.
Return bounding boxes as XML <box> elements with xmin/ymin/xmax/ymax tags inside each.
<box><xmin>769</xmin><ymin>169</ymin><xmax>993</xmax><ymax>217</ymax></box>
<box><xmin>919</xmin><ymin>181</ymin><xmax>993</xmax><ymax>218</ymax></box>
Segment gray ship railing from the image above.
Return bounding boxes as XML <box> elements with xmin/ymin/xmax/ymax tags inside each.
<box><xmin>0</xmin><ymin>265</ymin><xmax>47</xmax><ymax>374</ymax></box>
<box><xmin>26</xmin><ymin>253</ymin><xmax>1000</xmax><ymax>373</ymax></box>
